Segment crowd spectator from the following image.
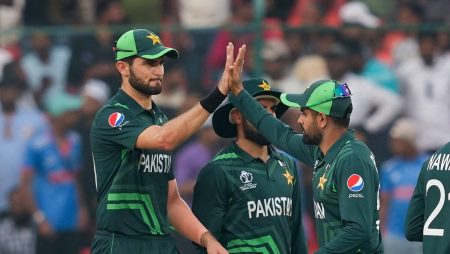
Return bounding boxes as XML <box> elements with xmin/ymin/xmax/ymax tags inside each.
<box><xmin>0</xmin><ymin>63</ymin><xmax>47</xmax><ymax>214</ymax></box>
<box><xmin>20</xmin><ymin>92</ymin><xmax>88</xmax><ymax>254</ymax></box>
<box><xmin>67</xmin><ymin>26</ymin><xmax>120</xmax><ymax>94</ymax></box>
<box><xmin>20</xmin><ymin>31</ymin><xmax>71</xmax><ymax>109</ymax></box>
<box><xmin>396</xmin><ymin>30</ymin><xmax>450</xmax><ymax>153</ymax></box>
<box><xmin>380</xmin><ymin>118</ymin><xmax>427</xmax><ymax>254</ymax></box>
<box><xmin>0</xmin><ymin>187</ymin><xmax>36</xmax><ymax>254</ymax></box>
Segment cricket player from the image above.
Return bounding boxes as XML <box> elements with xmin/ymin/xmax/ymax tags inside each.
<box><xmin>405</xmin><ymin>142</ymin><xmax>450</xmax><ymax>254</ymax></box>
<box><xmin>192</xmin><ymin>78</ymin><xmax>308</xmax><ymax>254</ymax></box>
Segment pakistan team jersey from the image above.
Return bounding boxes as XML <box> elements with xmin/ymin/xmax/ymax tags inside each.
<box><xmin>192</xmin><ymin>143</ymin><xmax>307</xmax><ymax>254</ymax></box>
<box><xmin>405</xmin><ymin>142</ymin><xmax>450</xmax><ymax>254</ymax></box>
<box><xmin>231</xmin><ymin>90</ymin><xmax>383</xmax><ymax>253</ymax></box>
<box><xmin>91</xmin><ymin>89</ymin><xmax>174</xmax><ymax>236</ymax></box>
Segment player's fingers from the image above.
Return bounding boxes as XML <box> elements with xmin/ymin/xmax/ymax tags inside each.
<box><xmin>234</xmin><ymin>44</ymin><xmax>246</xmax><ymax>72</ymax></box>
<box><xmin>225</xmin><ymin>42</ymin><xmax>234</xmax><ymax>67</ymax></box>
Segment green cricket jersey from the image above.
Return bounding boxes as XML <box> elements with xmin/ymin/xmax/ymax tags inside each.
<box><xmin>405</xmin><ymin>142</ymin><xmax>450</xmax><ymax>254</ymax></box>
<box><xmin>230</xmin><ymin>90</ymin><xmax>383</xmax><ymax>253</ymax></box>
<box><xmin>192</xmin><ymin>142</ymin><xmax>307</xmax><ymax>254</ymax></box>
<box><xmin>90</xmin><ymin>89</ymin><xmax>174</xmax><ymax>237</ymax></box>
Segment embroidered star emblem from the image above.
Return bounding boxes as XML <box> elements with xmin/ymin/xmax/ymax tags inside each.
<box><xmin>146</xmin><ymin>33</ymin><xmax>161</xmax><ymax>45</ymax></box>
<box><xmin>283</xmin><ymin>169</ymin><xmax>294</xmax><ymax>185</ymax></box>
<box><xmin>258</xmin><ymin>80</ymin><xmax>271</xmax><ymax>91</ymax></box>
<box><xmin>317</xmin><ymin>173</ymin><xmax>327</xmax><ymax>190</ymax></box>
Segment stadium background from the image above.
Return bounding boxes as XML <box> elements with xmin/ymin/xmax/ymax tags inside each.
<box><xmin>0</xmin><ymin>0</ymin><xmax>449</xmax><ymax>253</ymax></box>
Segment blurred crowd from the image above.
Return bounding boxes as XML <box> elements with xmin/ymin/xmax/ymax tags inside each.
<box><xmin>0</xmin><ymin>0</ymin><xmax>450</xmax><ymax>253</ymax></box>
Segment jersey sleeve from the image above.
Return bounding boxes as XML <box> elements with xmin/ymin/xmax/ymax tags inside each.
<box><xmin>289</xmin><ymin>159</ymin><xmax>308</xmax><ymax>254</ymax></box>
<box><xmin>317</xmin><ymin>155</ymin><xmax>379</xmax><ymax>253</ymax></box>
<box><xmin>91</xmin><ymin>106</ymin><xmax>150</xmax><ymax>150</ymax></box>
<box><xmin>230</xmin><ymin>90</ymin><xmax>316</xmax><ymax>166</ymax></box>
<box><xmin>192</xmin><ymin>162</ymin><xmax>229</xmax><ymax>243</ymax></box>
<box><xmin>404</xmin><ymin>164</ymin><xmax>426</xmax><ymax>241</ymax></box>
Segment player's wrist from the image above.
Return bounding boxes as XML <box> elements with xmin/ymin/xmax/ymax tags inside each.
<box><xmin>200</xmin><ymin>230</ymin><xmax>215</xmax><ymax>247</ymax></box>
<box><xmin>200</xmin><ymin>87</ymin><xmax>226</xmax><ymax>113</ymax></box>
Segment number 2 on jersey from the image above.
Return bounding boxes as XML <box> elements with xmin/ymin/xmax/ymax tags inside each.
<box><xmin>424</xmin><ymin>179</ymin><xmax>450</xmax><ymax>236</ymax></box>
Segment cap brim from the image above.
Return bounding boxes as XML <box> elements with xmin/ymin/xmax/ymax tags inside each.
<box><xmin>212</xmin><ymin>92</ymin><xmax>289</xmax><ymax>138</ymax></box>
<box><xmin>280</xmin><ymin>93</ymin><xmax>307</xmax><ymax>108</ymax></box>
<box><xmin>139</xmin><ymin>45</ymin><xmax>179</xmax><ymax>59</ymax></box>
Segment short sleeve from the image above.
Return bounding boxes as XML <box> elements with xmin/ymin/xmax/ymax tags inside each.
<box><xmin>336</xmin><ymin>155</ymin><xmax>378</xmax><ymax>223</ymax></box>
<box><xmin>91</xmin><ymin>106</ymin><xmax>150</xmax><ymax>150</ymax></box>
<box><xmin>192</xmin><ymin>163</ymin><xmax>229</xmax><ymax>239</ymax></box>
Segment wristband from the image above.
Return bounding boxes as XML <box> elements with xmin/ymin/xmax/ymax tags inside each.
<box><xmin>200</xmin><ymin>87</ymin><xmax>226</xmax><ymax>113</ymax></box>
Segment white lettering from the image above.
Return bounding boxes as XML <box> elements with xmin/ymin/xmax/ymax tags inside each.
<box><xmin>247</xmin><ymin>201</ymin><xmax>256</xmax><ymax>218</ymax></box>
<box><xmin>274</xmin><ymin>197</ymin><xmax>282</xmax><ymax>215</ymax></box>
<box><xmin>427</xmin><ymin>154</ymin><xmax>450</xmax><ymax>171</ymax></box>
<box><xmin>314</xmin><ymin>200</ymin><xmax>325</xmax><ymax>219</ymax></box>
<box><xmin>138</xmin><ymin>153</ymin><xmax>172</xmax><ymax>173</ymax></box>
<box><xmin>441</xmin><ymin>154</ymin><xmax>450</xmax><ymax>171</ymax></box>
<box><xmin>247</xmin><ymin>197</ymin><xmax>292</xmax><ymax>219</ymax></box>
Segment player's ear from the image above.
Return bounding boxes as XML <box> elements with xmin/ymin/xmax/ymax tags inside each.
<box><xmin>317</xmin><ymin>112</ymin><xmax>328</xmax><ymax>128</ymax></box>
<box><xmin>230</xmin><ymin>108</ymin><xmax>243</xmax><ymax>125</ymax></box>
<box><xmin>116</xmin><ymin>61</ymin><xmax>130</xmax><ymax>77</ymax></box>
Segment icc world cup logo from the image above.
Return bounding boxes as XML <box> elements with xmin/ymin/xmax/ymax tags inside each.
<box><xmin>240</xmin><ymin>171</ymin><xmax>253</xmax><ymax>184</ymax></box>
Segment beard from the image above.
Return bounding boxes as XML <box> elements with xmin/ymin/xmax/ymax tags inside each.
<box><xmin>243</xmin><ymin>120</ymin><xmax>270</xmax><ymax>146</ymax></box>
<box><xmin>300</xmin><ymin>124</ymin><xmax>322</xmax><ymax>145</ymax></box>
<box><xmin>129</xmin><ymin>68</ymin><xmax>162</xmax><ymax>96</ymax></box>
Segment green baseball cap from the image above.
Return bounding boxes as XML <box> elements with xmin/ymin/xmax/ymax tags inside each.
<box><xmin>114</xmin><ymin>29</ymin><xmax>179</xmax><ymax>61</ymax></box>
<box><xmin>280</xmin><ymin>80</ymin><xmax>353</xmax><ymax>119</ymax></box>
<box><xmin>212</xmin><ymin>78</ymin><xmax>288</xmax><ymax>138</ymax></box>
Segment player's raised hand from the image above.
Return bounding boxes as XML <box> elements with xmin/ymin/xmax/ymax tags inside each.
<box><xmin>228</xmin><ymin>44</ymin><xmax>246</xmax><ymax>95</ymax></box>
<box><xmin>217</xmin><ymin>42</ymin><xmax>234</xmax><ymax>95</ymax></box>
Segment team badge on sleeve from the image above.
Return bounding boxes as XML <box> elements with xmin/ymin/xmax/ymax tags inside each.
<box><xmin>108</xmin><ymin>112</ymin><xmax>125</xmax><ymax>127</ymax></box>
<box><xmin>347</xmin><ymin>174</ymin><xmax>364</xmax><ymax>192</ymax></box>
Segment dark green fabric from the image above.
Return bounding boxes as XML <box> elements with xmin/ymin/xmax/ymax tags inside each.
<box><xmin>91</xmin><ymin>89</ymin><xmax>175</xmax><ymax>241</ymax></box>
<box><xmin>231</xmin><ymin>90</ymin><xmax>383</xmax><ymax>253</ymax></box>
<box><xmin>91</xmin><ymin>231</ymin><xmax>179</xmax><ymax>254</ymax></box>
<box><xmin>405</xmin><ymin>142</ymin><xmax>450</xmax><ymax>254</ymax></box>
<box><xmin>192</xmin><ymin>143</ymin><xmax>308</xmax><ymax>254</ymax></box>
<box><xmin>212</xmin><ymin>78</ymin><xmax>288</xmax><ymax>138</ymax></box>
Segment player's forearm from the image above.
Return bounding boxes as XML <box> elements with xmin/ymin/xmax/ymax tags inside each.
<box><xmin>168</xmin><ymin>195</ymin><xmax>208</xmax><ymax>245</ymax></box>
<box><xmin>136</xmin><ymin>103</ymin><xmax>210</xmax><ymax>151</ymax></box>
<box><xmin>159</xmin><ymin>103</ymin><xmax>210</xmax><ymax>150</ymax></box>
<box><xmin>230</xmin><ymin>90</ymin><xmax>311</xmax><ymax>165</ymax></box>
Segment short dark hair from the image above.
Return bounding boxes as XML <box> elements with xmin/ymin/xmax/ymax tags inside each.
<box><xmin>330</xmin><ymin>116</ymin><xmax>350</xmax><ymax>128</ymax></box>
<box><xmin>119</xmin><ymin>56</ymin><xmax>137</xmax><ymax>65</ymax></box>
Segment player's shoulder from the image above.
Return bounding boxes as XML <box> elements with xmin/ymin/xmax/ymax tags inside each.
<box><xmin>199</xmin><ymin>146</ymin><xmax>242</xmax><ymax>174</ymax></box>
<box><xmin>93</xmin><ymin>97</ymin><xmax>136</xmax><ymax>128</ymax></box>
<box><xmin>438</xmin><ymin>142</ymin><xmax>450</xmax><ymax>154</ymax></box>
<box><xmin>210</xmin><ymin>146</ymin><xmax>242</xmax><ymax>164</ymax></box>
<box><xmin>339</xmin><ymin>139</ymin><xmax>376</xmax><ymax>166</ymax></box>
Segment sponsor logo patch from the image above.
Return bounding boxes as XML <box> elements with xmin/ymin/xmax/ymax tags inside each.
<box><xmin>108</xmin><ymin>112</ymin><xmax>125</xmax><ymax>127</ymax></box>
<box><xmin>347</xmin><ymin>174</ymin><xmax>364</xmax><ymax>192</ymax></box>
